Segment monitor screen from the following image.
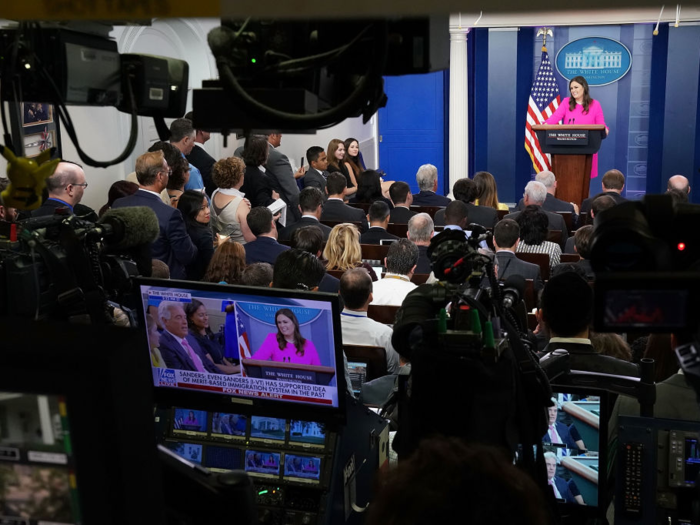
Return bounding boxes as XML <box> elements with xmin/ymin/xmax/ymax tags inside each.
<box><xmin>289</xmin><ymin>420</ymin><xmax>326</xmax><ymax>448</ymax></box>
<box><xmin>542</xmin><ymin>390</ymin><xmax>603</xmax><ymax>509</ymax></box>
<box><xmin>211</xmin><ymin>413</ymin><xmax>247</xmax><ymax>440</ymax></box>
<box><xmin>284</xmin><ymin>454</ymin><xmax>322</xmax><ymax>483</ymax></box>
<box><xmin>137</xmin><ymin>280</ymin><xmax>344</xmax><ymax>411</ymax></box>
<box><xmin>205</xmin><ymin>446</ymin><xmax>243</xmax><ymax>472</ymax></box>
<box><xmin>166</xmin><ymin>442</ymin><xmax>203</xmax><ymax>465</ymax></box>
<box><xmin>685</xmin><ymin>437</ymin><xmax>700</xmax><ymax>484</ymax></box>
<box><xmin>244</xmin><ymin>450</ymin><xmax>281</xmax><ymax>478</ymax></box>
<box><xmin>250</xmin><ymin>417</ymin><xmax>286</xmax><ymax>442</ymax></box>
<box><xmin>173</xmin><ymin>408</ymin><xmax>208</xmax><ymax>436</ymax></box>
<box><xmin>347</xmin><ymin>361</ymin><xmax>367</xmax><ymax>395</ymax></box>
<box><xmin>0</xmin><ymin>393</ymin><xmax>80</xmax><ymax>525</ymax></box>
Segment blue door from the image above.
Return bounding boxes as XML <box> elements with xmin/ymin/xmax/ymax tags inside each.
<box><xmin>378</xmin><ymin>71</ymin><xmax>447</xmax><ymax>194</ymax></box>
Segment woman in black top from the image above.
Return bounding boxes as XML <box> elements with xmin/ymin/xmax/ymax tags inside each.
<box><xmin>177</xmin><ymin>190</ymin><xmax>215</xmax><ymax>281</ymax></box>
<box><xmin>327</xmin><ymin>138</ymin><xmax>357</xmax><ymax>196</ymax></box>
<box><xmin>241</xmin><ymin>134</ymin><xmax>280</xmax><ymax>208</ymax></box>
<box><xmin>350</xmin><ymin>170</ymin><xmax>393</xmax><ymax>209</ymax></box>
<box><xmin>185</xmin><ymin>299</ymin><xmax>240</xmax><ymax>374</ymax></box>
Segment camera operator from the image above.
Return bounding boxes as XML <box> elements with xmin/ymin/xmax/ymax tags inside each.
<box><xmin>31</xmin><ymin>161</ymin><xmax>97</xmax><ymax>221</ymax></box>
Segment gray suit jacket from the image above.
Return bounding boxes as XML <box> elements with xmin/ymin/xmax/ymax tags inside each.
<box><xmin>495</xmin><ymin>251</ymin><xmax>543</xmax><ymax>291</ymax></box>
<box><xmin>304</xmin><ymin>168</ymin><xmax>328</xmax><ymax>196</ymax></box>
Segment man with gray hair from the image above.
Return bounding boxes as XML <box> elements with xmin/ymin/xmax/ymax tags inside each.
<box><xmin>371</xmin><ymin>239</ymin><xmax>419</xmax><ymax>306</ymax></box>
<box><xmin>505</xmin><ymin>181</ymin><xmax>568</xmax><ymax>248</ymax></box>
<box><xmin>515</xmin><ymin>171</ymin><xmax>579</xmax><ymax>221</ymax></box>
<box><xmin>668</xmin><ymin>175</ymin><xmax>691</xmax><ymax>196</ymax></box>
<box><xmin>407</xmin><ymin>212</ymin><xmax>434</xmax><ymax>274</ymax></box>
<box><xmin>412</xmin><ymin>164</ymin><xmax>451</xmax><ymax>206</ymax></box>
<box><xmin>156</xmin><ymin>300</ymin><xmax>219</xmax><ymax>373</ymax></box>
<box><xmin>32</xmin><ymin>161</ymin><xmax>90</xmax><ymax>218</ymax></box>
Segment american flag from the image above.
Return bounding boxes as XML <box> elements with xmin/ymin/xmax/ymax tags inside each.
<box><xmin>525</xmin><ymin>48</ymin><xmax>561</xmax><ymax>173</ymax></box>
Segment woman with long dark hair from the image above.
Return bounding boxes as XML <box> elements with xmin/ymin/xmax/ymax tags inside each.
<box><xmin>252</xmin><ymin>308</ymin><xmax>321</xmax><ymax>365</ymax></box>
<box><xmin>545</xmin><ymin>76</ymin><xmax>608</xmax><ymax>178</ymax></box>
<box><xmin>473</xmin><ymin>171</ymin><xmax>509</xmax><ymax>211</ymax></box>
<box><xmin>185</xmin><ymin>299</ymin><xmax>239</xmax><ymax>374</ymax></box>
<box><xmin>515</xmin><ymin>205</ymin><xmax>561</xmax><ymax>270</ymax></box>
<box><xmin>177</xmin><ymin>190</ymin><xmax>215</xmax><ymax>281</ymax></box>
<box><xmin>241</xmin><ymin>134</ymin><xmax>280</xmax><ymax>208</ymax></box>
<box><xmin>350</xmin><ymin>170</ymin><xmax>393</xmax><ymax>209</ymax></box>
<box><xmin>99</xmin><ymin>180</ymin><xmax>139</xmax><ymax>217</ymax></box>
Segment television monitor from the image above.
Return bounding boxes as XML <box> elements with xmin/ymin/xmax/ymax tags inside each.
<box><xmin>244</xmin><ymin>450</ymin><xmax>281</xmax><ymax>478</ymax></box>
<box><xmin>166</xmin><ymin>441</ymin><xmax>203</xmax><ymax>465</ymax></box>
<box><xmin>136</xmin><ymin>278</ymin><xmax>346</xmax><ymax>419</ymax></box>
<box><xmin>283</xmin><ymin>454</ymin><xmax>322</xmax><ymax>483</ymax></box>
<box><xmin>541</xmin><ymin>387</ymin><xmax>607</xmax><ymax>512</ymax></box>
<box><xmin>250</xmin><ymin>416</ymin><xmax>286</xmax><ymax>442</ymax></box>
<box><xmin>172</xmin><ymin>408</ymin><xmax>208</xmax><ymax>436</ymax></box>
<box><xmin>0</xmin><ymin>317</ymin><xmax>164</xmax><ymax>525</ymax></box>
<box><xmin>347</xmin><ymin>361</ymin><xmax>367</xmax><ymax>395</ymax></box>
<box><xmin>289</xmin><ymin>420</ymin><xmax>326</xmax><ymax>448</ymax></box>
<box><xmin>212</xmin><ymin>412</ymin><xmax>247</xmax><ymax>441</ymax></box>
<box><xmin>205</xmin><ymin>446</ymin><xmax>243</xmax><ymax>472</ymax></box>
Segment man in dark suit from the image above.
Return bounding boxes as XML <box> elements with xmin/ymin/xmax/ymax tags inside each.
<box><xmin>157</xmin><ymin>301</ymin><xmax>219</xmax><ymax>373</ymax></box>
<box><xmin>544</xmin><ymin>405</ymin><xmax>582</xmax><ymax>451</ymax></box>
<box><xmin>32</xmin><ymin>161</ymin><xmax>89</xmax><ymax>218</ymax></box>
<box><xmin>321</xmin><ymin>173</ymin><xmax>368</xmax><ymax>232</ymax></box>
<box><xmin>291</xmin><ymin>226</ymin><xmax>340</xmax><ymax>295</ymax></box>
<box><xmin>113</xmin><ymin>151</ymin><xmax>197</xmax><ymax>280</ymax></box>
<box><xmin>407</xmin><ymin>213</ymin><xmax>434</xmax><ymax>274</ymax></box>
<box><xmin>412</xmin><ymin>164</ymin><xmax>451</xmax><ymax>206</ymax></box>
<box><xmin>514</xmin><ymin>171</ymin><xmax>579</xmax><ymax>226</ymax></box>
<box><xmin>360</xmin><ymin>201</ymin><xmax>399</xmax><ymax>244</ymax></box>
<box><xmin>279</xmin><ymin>187</ymin><xmax>331</xmax><ymax>241</ymax></box>
<box><xmin>303</xmin><ymin>146</ymin><xmax>330</xmax><ymax>197</ymax></box>
<box><xmin>388</xmin><ymin>181</ymin><xmax>416</xmax><ymax>223</ymax></box>
<box><xmin>580</xmin><ymin>169</ymin><xmax>627</xmax><ymax>215</ymax></box>
<box><xmin>493</xmin><ymin>219</ymin><xmax>543</xmax><ymax>291</ymax></box>
<box><xmin>184</xmin><ymin>112</ymin><xmax>217</xmax><ymax>196</ymax></box>
<box><xmin>538</xmin><ymin>272</ymin><xmax>639</xmax><ymax>378</ymax></box>
<box><xmin>435</xmin><ymin>178</ymin><xmax>498</xmax><ymax>228</ymax></box>
<box><xmin>505</xmin><ymin>181</ymin><xmax>568</xmax><ymax>249</ymax></box>
<box><xmin>244</xmin><ymin>206</ymin><xmax>290</xmax><ymax>265</ymax></box>
<box><xmin>545</xmin><ymin>453</ymin><xmax>578</xmax><ymax>504</ymax></box>
<box><xmin>554</xmin><ymin>226</ymin><xmax>595</xmax><ymax>280</ymax></box>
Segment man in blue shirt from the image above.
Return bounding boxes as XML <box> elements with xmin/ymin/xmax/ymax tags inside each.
<box><xmin>32</xmin><ymin>161</ymin><xmax>88</xmax><ymax>217</ymax></box>
<box><xmin>170</xmin><ymin>118</ymin><xmax>204</xmax><ymax>192</ymax></box>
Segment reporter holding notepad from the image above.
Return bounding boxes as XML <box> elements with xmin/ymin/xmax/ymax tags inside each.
<box><xmin>544</xmin><ymin>76</ymin><xmax>609</xmax><ymax>178</ymax></box>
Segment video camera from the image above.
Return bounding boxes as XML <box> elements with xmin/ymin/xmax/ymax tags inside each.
<box><xmin>0</xmin><ymin>206</ymin><xmax>158</xmax><ymax>324</ymax></box>
<box><xmin>390</xmin><ymin>226</ymin><xmax>552</xmax><ymax>470</ymax></box>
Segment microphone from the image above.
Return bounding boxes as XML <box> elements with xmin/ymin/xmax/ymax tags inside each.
<box><xmin>97</xmin><ymin>206</ymin><xmax>160</xmax><ymax>249</ymax></box>
<box><xmin>502</xmin><ymin>274</ymin><xmax>526</xmax><ymax>310</ymax></box>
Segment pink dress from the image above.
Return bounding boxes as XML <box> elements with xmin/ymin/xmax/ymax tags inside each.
<box><xmin>253</xmin><ymin>333</ymin><xmax>321</xmax><ymax>366</ymax></box>
<box><xmin>544</xmin><ymin>97</ymin><xmax>607</xmax><ymax>178</ymax></box>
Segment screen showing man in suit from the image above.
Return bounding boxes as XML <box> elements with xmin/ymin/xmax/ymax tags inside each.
<box><xmin>140</xmin><ymin>283</ymin><xmax>343</xmax><ymax>409</ymax></box>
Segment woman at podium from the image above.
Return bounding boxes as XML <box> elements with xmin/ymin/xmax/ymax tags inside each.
<box><xmin>253</xmin><ymin>308</ymin><xmax>321</xmax><ymax>366</ymax></box>
<box><xmin>545</xmin><ymin>76</ymin><xmax>608</xmax><ymax>178</ymax></box>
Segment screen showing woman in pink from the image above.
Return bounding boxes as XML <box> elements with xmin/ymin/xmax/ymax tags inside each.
<box><xmin>252</xmin><ymin>308</ymin><xmax>321</xmax><ymax>366</ymax></box>
<box><xmin>544</xmin><ymin>75</ymin><xmax>608</xmax><ymax>178</ymax></box>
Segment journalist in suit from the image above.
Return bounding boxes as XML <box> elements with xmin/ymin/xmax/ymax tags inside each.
<box><xmin>157</xmin><ymin>301</ymin><xmax>220</xmax><ymax>373</ymax></box>
<box><xmin>279</xmin><ymin>187</ymin><xmax>332</xmax><ymax>241</ymax></box>
<box><xmin>505</xmin><ymin>181</ymin><xmax>568</xmax><ymax>249</ymax></box>
<box><xmin>244</xmin><ymin>206</ymin><xmax>290</xmax><ymax>265</ymax></box>
<box><xmin>513</xmin><ymin>171</ymin><xmax>578</xmax><ymax>226</ymax></box>
<box><xmin>493</xmin><ymin>219</ymin><xmax>543</xmax><ymax>291</ymax></box>
<box><xmin>112</xmin><ymin>151</ymin><xmax>197</xmax><ymax>280</ymax></box>
<box><xmin>321</xmin><ymin>173</ymin><xmax>368</xmax><ymax>232</ymax></box>
<box><xmin>545</xmin><ymin>453</ymin><xmax>577</xmax><ymax>504</ymax></box>
<box><xmin>388</xmin><ymin>181</ymin><xmax>417</xmax><ymax>223</ymax></box>
<box><xmin>580</xmin><ymin>169</ymin><xmax>627</xmax><ymax>216</ymax></box>
<box><xmin>360</xmin><ymin>201</ymin><xmax>399</xmax><ymax>244</ymax></box>
<box><xmin>303</xmin><ymin>146</ymin><xmax>330</xmax><ymax>196</ymax></box>
<box><xmin>412</xmin><ymin>164</ymin><xmax>451</xmax><ymax>206</ymax></box>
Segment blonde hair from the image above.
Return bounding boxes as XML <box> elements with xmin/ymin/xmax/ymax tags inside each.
<box><xmin>323</xmin><ymin>223</ymin><xmax>362</xmax><ymax>271</ymax></box>
<box><xmin>212</xmin><ymin>157</ymin><xmax>245</xmax><ymax>189</ymax></box>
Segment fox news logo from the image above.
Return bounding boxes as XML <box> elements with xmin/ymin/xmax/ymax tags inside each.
<box><xmin>159</xmin><ymin>369</ymin><xmax>177</xmax><ymax>387</ymax></box>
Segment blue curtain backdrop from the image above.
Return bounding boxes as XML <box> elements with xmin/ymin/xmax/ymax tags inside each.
<box><xmin>468</xmin><ymin>24</ymin><xmax>700</xmax><ymax>204</ymax></box>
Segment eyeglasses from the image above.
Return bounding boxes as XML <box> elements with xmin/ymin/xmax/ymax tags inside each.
<box><xmin>161</xmin><ymin>168</ymin><xmax>172</xmax><ymax>176</ymax></box>
<box><xmin>69</xmin><ymin>182</ymin><xmax>88</xmax><ymax>188</ymax></box>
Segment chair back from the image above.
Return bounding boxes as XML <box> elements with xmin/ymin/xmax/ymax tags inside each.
<box><xmin>515</xmin><ymin>252</ymin><xmax>551</xmax><ymax>281</ymax></box>
<box><xmin>554</xmin><ymin>211</ymin><xmax>573</xmax><ymax>232</ymax></box>
<box><xmin>409</xmin><ymin>205</ymin><xmax>444</xmax><ymax>218</ymax></box>
<box><xmin>343</xmin><ymin>344</ymin><xmax>388</xmax><ymax>382</ymax></box>
<box><xmin>560</xmin><ymin>253</ymin><xmax>581</xmax><ymax>264</ymax></box>
<box><xmin>367</xmin><ymin>304</ymin><xmax>400</xmax><ymax>325</ymax></box>
<box><xmin>361</xmin><ymin>244</ymin><xmax>390</xmax><ymax>262</ymax></box>
<box><xmin>547</xmin><ymin>230</ymin><xmax>562</xmax><ymax>245</ymax></box>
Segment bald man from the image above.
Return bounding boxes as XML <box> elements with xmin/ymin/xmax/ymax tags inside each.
<box><xmin>32</xmin><ymin>161</ymin><xmax>90</xmax><ymax>218</ymax></box>
<box><xmin>668</xmin><ymin>175</ymin><xmax>691</xmax><ymax>195</ymax></box>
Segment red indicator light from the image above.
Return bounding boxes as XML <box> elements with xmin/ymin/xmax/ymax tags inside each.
<box><xmin>678</xmin><ymin>243</ymin><xmax>686</xmax><ymax>251</ymax></box>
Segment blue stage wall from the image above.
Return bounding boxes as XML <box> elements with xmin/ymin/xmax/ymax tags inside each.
<box><xmin>468</xmin><ymin>24</ymin><xmax>700</xmax><ymax>204</ymax></box>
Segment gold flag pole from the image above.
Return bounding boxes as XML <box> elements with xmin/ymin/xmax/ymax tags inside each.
<box><xmin>537</xmin><ymin>27</ymin><xmax>554</xmax><ymax>51</ymax></box>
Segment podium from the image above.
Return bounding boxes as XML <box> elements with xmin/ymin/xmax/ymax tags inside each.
<box><xmin>532</xmin><ymin>125</ymin><xmax>606</xmax><ymax>205</ymax></box>
<box><xmin>242</xmin><ymin>358</ymin><xmax>337</xmax><ymax>385</ymax></box>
